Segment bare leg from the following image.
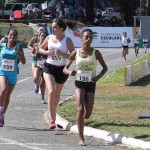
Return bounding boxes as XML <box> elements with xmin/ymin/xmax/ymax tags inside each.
<box><xmin>40</xmin><ymin>76</ymin><xmax>46</xmax><ymax>100</ymax></box>
<box><xmin>3</xmin><ymin>85</ymin><xmax>15</xmax><ymax>114</ymax></box>
<box><xmin>84</xmin><ymin>92</ymin><xmax>95</xmax><ymax>119</ymax></box>
<box><xmin>75</xmin><ymin>87</ymin><xmax>85</xmax><ymax>146</ymax></box>
<box><xmin>122</xmin><ymin>48</ymin><xmax>126</xmax><ymax>61</ymax></box>
<box><xmin>55</xmin><ymin>83</ymin><xmax>64</xmax><ymax>108</ymax></box>
<box><xmin>0</xmin><ymin>76</ymin><xmax>15</xmax><ymax>114</ymax></box>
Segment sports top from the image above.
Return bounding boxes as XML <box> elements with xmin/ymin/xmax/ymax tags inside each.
<box><xmin>76</xmin><ymin>48</ymin><xmax>97</xmax><ymax>78</ymax></box>
<box><xmin>121</xmin><ymin>36</ymin><xmax>129</xmax><ymax>46</ymax></box>
<box><xmin>47</xmin><ymin>35</ymin><xmax>68</xmax><ymax>66</ymax></box>
<box><xmin>0</xmin><ymin>43</ymin><xmax>20</xmax><ymax>75</ymax></box>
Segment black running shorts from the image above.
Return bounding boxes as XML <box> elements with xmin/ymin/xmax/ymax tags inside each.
<box><xmin>75</xmin><ymin>80</ymin><xmax>96</xmax><ymax>93</ymax></box>
<box><xmin>43</xmin><ymin>62</ymin><xmax>68</xmax><ymax>84</ymax></box>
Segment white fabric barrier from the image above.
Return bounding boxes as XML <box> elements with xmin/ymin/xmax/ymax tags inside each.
<box><xmin>65</xmin><ymin>27</ymin><xmax>133</xmax><ymax>48</ymax></box>
<box><xmin>126</xmin><ymin>60</ymin><xmax>149</xmax><ymax>85</ymax></box>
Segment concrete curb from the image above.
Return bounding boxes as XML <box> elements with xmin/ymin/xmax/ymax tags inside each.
<box><xmin>55</xmin><ymin>114</ymin><xmax>150</xmax><ymax>150</ymax></box>
<box><xmin>58</xmin><ymin>95</ymin><xmax>75</xmax><ymax>106</ymax></box>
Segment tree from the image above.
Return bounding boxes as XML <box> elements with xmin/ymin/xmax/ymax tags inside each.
<box><xmin>85</xmin><ymin>0</ymin><xmax>95</xmax><ymax>24</ymax></box>
<box><xmin>116</xmin><ymin>0</ymin><xmax>137</xmax><ymax>26</ymax></box>
<box><xmin>145</xmin><ymin>0</ymin><xmax>150</xmax><ymax>15</ymax></box>
<box><xmin>0</xmin><ymin>0</ymin><xmax>5</xmax><ymax>19</ymax></box>
<box><xmin>78</xmin><ymin>0</ymin><xmax>95</xmax><ymax>24</ymax></box>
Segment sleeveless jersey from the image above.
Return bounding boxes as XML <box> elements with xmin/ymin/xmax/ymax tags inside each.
<box><xmin>121</xmin><ymin>36</ymin><xmax>129</xmax><ymax>46</ymax></box>
<box><xmin>75</xmin><ymin>48</ymin><xmax>97</xmax><ymax>82</ymax></box>
<box><xmin>47</xmin><ymin>35</ymin><xmax>68</xmax><ymax>66</ymax></box>
<box><xmin>0</xmin><ymin>43</ymin><xmax>20</xmax><ymax>75</ymax></box>
<box><xmin>34</xmin><ymin>43</ymin><xmax>47</xmax><ymax>68</ymax></box>
<box><xmin>143</xmin><ymin>39</ymin><xmax>148</xmax><ymax>42</ymax></box>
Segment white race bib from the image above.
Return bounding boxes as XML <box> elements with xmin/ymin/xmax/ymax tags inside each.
<box><xmin>47</xmin><ymin>55</ymin><xmax>63</xmax><ymax>65</ymax></box>
<box><xmin>76</xmin><ymin>71</ymin><xmax>92</xmax><ymax>82</ymax></box>
<box><xmin>1</xmin><ymin>60</ymin><xmax>15</xmax><ymax>71</ymax></box>
<box><xmin>37</xmin><ymin>59</ymin><xmax>46</xmax><ymax>68</ymax></box>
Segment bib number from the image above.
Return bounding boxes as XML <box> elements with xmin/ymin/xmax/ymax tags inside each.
<box><xmin>37</xmin><ymin>59</ymin><xmax>46</xmax><ymax>68</ymax></box>
<box><xmin>1</xmin><ymin>60</ymin><xmax>15</xmax><ymax>71</ymax></box>
<box><xmin>76</xmin><ymin>71</ymin><xmax>92</xmax><ymax>82</ymax></box>
<box><xmin>51</xmin><ymin>55</ymin><xmax>61</xmax><ymax>60</ymax></box>
<box><xmin>47</xmin><ymin>55</ymin><xmax>63</xmax><ymax>65</ymax></box>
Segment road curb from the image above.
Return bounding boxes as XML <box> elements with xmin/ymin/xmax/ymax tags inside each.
<box><xmin>55</xmin><ymin>114</ymin><xmax>150</xmax><ymax>150</ymax></box>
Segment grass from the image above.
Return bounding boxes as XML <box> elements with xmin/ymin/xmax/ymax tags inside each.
<box><xmin>57</xmin><ymin>54</ymin><xmax>150</xmax><ymax>141</ymax></box>
<box><xmin>0</xmin><ymin>23</ymin><xmax>34</xmax><ymax>46</ymax></box>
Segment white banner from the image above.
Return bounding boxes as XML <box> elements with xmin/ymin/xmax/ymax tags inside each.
<box><xmin>65</xmin><ymin>27</ymin><xmax>133</xmax><ymax>48</ymax></box>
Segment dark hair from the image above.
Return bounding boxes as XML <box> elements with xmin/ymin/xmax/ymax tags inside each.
<box><xmin>8</xmin><ymin>29</ymin><xmax>18</xmax><ymax>35</ymax></box>
<box><xmin>52</xmin><ymin>18</ymin><xmax>85</xmax><ymax>31</ymax></box>
<box><xmin>39</xmin><ymin>31</ymin><xmax>47</xmax><ymax>37</ymax></box>
<box><xmin>81</xmin><ymin>28</ymin><xmax>93</xmax><ymax>35</ymax></box>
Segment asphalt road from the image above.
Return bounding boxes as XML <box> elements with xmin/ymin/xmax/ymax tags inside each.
<box><xmin>0</xmin><ymin>47</ymin><xmax>147</xmax><ymax>150</ymax></box>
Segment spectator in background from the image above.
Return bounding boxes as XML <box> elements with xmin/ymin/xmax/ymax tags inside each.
<box><xmin>33</xmin><ymin>5</ymin><xmax>41</xmax><ymax>19</ymax></box>
<box><xmin>64</xmin><ymin>5</ymin><xmax>69</xmax><ymax>19</ymax></box>
<box><xmin>25</xmin><ymin>3</ymin><xmax>33</xmax><ymax>19</ymax></box>
<box><xmin>55</xmin><ymin>2</ymin><xmax>61</xmax><ymax>18</ymax></box>
<box><xmin>78</xmin><ymin>6</ymin><xmax>85</xmax><ymax>22</ymax></box>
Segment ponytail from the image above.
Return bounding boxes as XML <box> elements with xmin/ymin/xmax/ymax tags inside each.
<box><xmin>52</xmin><ymin>18</ymin><xmax>85</xmax><ymax>32</ymax></box>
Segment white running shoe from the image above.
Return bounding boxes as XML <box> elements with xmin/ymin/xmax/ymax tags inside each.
<box><xmin>40</xmin><ymin>99</ymin><xmax>47</xmax><ymax>104</ymax></box>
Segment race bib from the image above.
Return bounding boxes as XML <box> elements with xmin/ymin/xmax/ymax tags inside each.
<box><xmin>1</xmin><ymin>60</ymin><xmax>15</xmax><ymax>71</ymax></box>
<box><xmin>37</xmin><ymin>59</ymin><xmax>46</xmax><ymax>68</ymax></box>
<box><xmin>47</xmin><ymin>55</ymin><xmax>63</xmax><ymax>65</ymax></box>
<box><xmin>76</xmin><ymin>71</ymin><xmax>92</xmax><ymax>82</ymax></box>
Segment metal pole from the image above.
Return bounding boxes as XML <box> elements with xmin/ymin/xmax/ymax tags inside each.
<box><xmin>140</xmin><ymin>0</ymin><xmax>142</xmax><ymax>15</ymax></box>
<box><xmin>133</xmin><ymin>16</ymin><xmax>136</xmax><ymax>39</ymax></box>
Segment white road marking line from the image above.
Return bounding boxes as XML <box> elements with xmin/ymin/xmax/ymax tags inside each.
<box><xmin>19</xmin><ymin>67</ymin><xmax>32</xmax><ymax>71</ymax></box>
<box><xmin>17</xmin><ymin>77</ymin><xmax>32</xmax><ymax>83</ymax></box>
<box><xmin>15</xmin><ymin>107</ymin><xmax>47</xmax><ymax>111</ymax></box>
<box><xmin>26</xmin><ymin>143</ymin><xmax>67</xmax><ymax>146</ymax></box>
<box><xmin>0</xmin><ymin>143</ymin><xmax>14</xmax><ymax>145</ymax></box>
<box><xmin>0</xmin><ymin>136</ymin><xmax>46</xmax><ymax>150</ymax></box>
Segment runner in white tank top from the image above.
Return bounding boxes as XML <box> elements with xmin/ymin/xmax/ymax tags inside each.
<box><xmin>39</xmin><ymin>18</ymin><xmax>85</xmax><ymax>129</ymax></box>
<box><xmin>46</xmin><ymin>34</ymin><xmax>68</xmax><ymax>66</ymax></box>
<box><xmin>120</xmin><ymin>32</ymin><xmax>131</xmax><ymax>61</ymax></box>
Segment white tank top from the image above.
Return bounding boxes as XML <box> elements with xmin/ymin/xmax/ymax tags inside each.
<box><xmin>76</xmin><ymin>48</ymin><xmax>97</xmax><ymax>77</ymax></box>
<box><xmin>47</xmin><ymin>35</ymin><xmax>68</xmax><ymax>66</ymax></box>
<box><xmin>121</xmin><ymin>36</ymin><xmax>128</xmax><ymax>46</ymax></box>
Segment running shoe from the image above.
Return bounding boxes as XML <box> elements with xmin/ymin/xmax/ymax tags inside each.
<box><xmin>0</xmin><ymin>107</ymin><xmax>4</xmax><ymax>127</ymax></box>
<box><xmin>48</xmin><ymin>118</ymin><xmax>56</xmax><ymax>129</ymax></box>
<box><xmin>34</xmin><ymin>85</ymin><xmax>39</xmax><ymax>94</ymax></box>
<box><xmin>40</xmin><ymin>99</ymin><xmax>47</xmax><ymax>104</ymax></box>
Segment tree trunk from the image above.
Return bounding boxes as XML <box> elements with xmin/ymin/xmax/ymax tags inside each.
<box><xmin>84</xmin><ymin>0</ymin><xmax>95</xmax><ymax>24</ymax></box>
